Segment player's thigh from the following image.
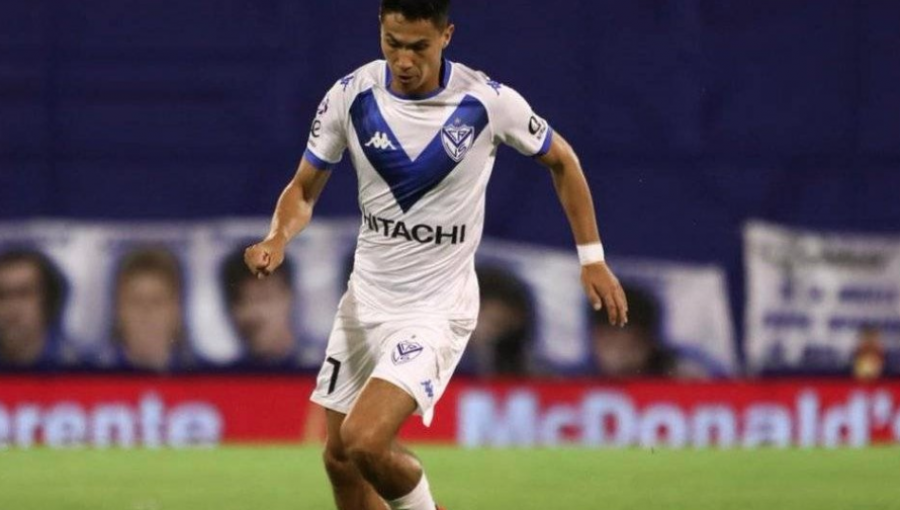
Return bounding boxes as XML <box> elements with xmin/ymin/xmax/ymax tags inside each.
<box><xmin>341</xmin><ymin>378</ymin><xmax>417</xmax><ymax>449</ymax></box>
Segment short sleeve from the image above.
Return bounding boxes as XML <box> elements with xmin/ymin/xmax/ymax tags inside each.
<box><xmin>492</xmin><ymin>86</ymin><xmax>554</xmax><ymax>157</ymax></box>
<box><xmin>304</xmin><ymin>82</ymin><xmax>348</xmax><ymax>171</ymax></box>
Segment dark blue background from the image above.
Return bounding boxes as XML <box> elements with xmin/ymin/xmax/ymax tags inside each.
<box><xmin>2</xmin><ymin>1</ymin><xmax>899</xmax><ymax>364</ymax></box>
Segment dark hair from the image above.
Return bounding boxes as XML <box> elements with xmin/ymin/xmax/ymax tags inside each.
<box><xmin>380</xmin><ymin>0</ymin><xmax>450</xmax><ymax>28</ymax></box>
<box><xmin>0</xmin><ymin>248</ymin><xmax>67</xmax><ymax>325</ymax></box>
<box><xmin>115</xmin><ymin>247</ymin><xmax>183</xmax><ymax>296</ymax></box>
<box><xmin>478</xmin><ymin>265</ymin><xmax>533</xmax><ymax>318</ymax></box>
<box><xmin>476</xmin><ymin>264</ymin><xmax>535</xmax><ymax>375</ymax></box>
<box><xmin>590</xmin><ymin>284</ymin><xmax>659</xmax><ymax>334</ymax></box>
<box><xmin>220</xmin><ymin>246</ymin><xmax>294</xmax><ymax>307</ymax></box>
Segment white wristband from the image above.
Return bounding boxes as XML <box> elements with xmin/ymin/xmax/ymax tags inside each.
<box><xmin>577</xmin><ymin>243</ymin><xmax>605</xmax><ymax>266</ymax></box>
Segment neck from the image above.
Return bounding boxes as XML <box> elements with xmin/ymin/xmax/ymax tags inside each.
<box><xmin>124</xmin><ymin>345</ymin><xmax>171</xmax><ymax>371</ymax></box>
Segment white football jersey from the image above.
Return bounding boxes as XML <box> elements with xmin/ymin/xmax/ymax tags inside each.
<box><xmin>305</xmin><ymin>59</ymin><xmax>553</xmax><ymax>322</ymax></box>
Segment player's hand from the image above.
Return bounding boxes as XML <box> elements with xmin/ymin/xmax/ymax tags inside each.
<box><xmin>581</xmin><ymin>262</ymin><xmax>628</xmax><ymax>327</ymax></box>
<box><xmin>244</xmin><ymin>235</ymin><xmax>287</xmax><ymax>279</ymax></box>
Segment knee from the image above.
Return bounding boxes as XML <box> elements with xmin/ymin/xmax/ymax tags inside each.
<box><xmin>322</xmin><ymin>445</ymin><xmax>356</xmax><ymax>485</ymax></box>
<box><xmin>340</xmin><ymin>420</ymin><xmax>389</xmax><ymax>473</ymax></box>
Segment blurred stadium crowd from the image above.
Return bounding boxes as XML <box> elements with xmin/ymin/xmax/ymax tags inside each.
<box><xmin>1</xmin><ymin>233</ymin><xmax>895</xmax><ymax>381</ymax></box>
<box><xmin>0</xmin><ymin>242</ymin><xmax>310</xmax><ymax>373</ymax></box>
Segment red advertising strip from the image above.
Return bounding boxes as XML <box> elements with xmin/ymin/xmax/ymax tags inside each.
<box><xmin>407</xmin><ymin>379</ymin><xmax>900</xmax><ymax>448</ymax></box>
<box><xmin>0</xmin><ymin>377</ymin><xmax>316</xmax><ymax>448</ymax></box>
<box><xmin>1</xmin><ymin>376</ymin><xmax>899</xmax><ymax>448</ymax></box>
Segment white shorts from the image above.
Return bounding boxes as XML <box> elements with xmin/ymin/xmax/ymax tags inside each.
<box><xmin>309</xmin><ymin>315</ymin><xmax>473</xmax><ymax>427</ymax></box>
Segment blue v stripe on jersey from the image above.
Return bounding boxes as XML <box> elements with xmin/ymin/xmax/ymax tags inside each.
<box><xmin>349</xmin><ymin>89</ymin><xmax>489</xmax><ymax>213</ymax></box>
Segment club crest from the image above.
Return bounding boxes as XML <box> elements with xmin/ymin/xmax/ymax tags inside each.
<box><xmin>441</xmin><ymin>118</ymin><xmax>475</xmax><ymax>163</ymax></box>
<box><xmin>392</xmin><ymin>340</ymin><xmax>425</xmax><ymax>365</ymax></box>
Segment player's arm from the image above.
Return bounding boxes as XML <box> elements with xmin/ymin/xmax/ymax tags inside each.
<box><xmin>244</xmin><ymin>157</ymin><xmax>331</xmax><ymax>278</ymax></box>
<box><xmin>537</xmin><ymin>133</ymin><xmax>628</xmax><ymax>327</ymax></box>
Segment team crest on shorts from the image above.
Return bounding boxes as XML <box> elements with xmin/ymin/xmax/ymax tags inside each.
<box><xmin>441</xmin><ymin>118</ymin><xmax>475</xmax><ymax>163</ymax></box>
<box><xmin>392</xmin><ymin>340</ymin><xmax>425</xmax><ymax>365</ymax></box>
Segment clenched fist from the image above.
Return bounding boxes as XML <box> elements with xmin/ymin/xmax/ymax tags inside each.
<box><xmin>244</xmin><ymin>236</ymin><xmax>287</xmax><ymax>278</ymax></box>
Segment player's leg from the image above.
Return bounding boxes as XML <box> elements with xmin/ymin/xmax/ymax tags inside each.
<box><xmin>310</xmin><ymin>312</ymin><xmax>388</xmax><ymax>510</ymax></box>
<box><xmin>341</xmin><ymin>377</ymin><xmax>436</xmax><ymax>510</ymax></box>
<box><xmin>321</xmin><ymin>407</ymin><xmax>388</xmax><ymax>510</ymax></box>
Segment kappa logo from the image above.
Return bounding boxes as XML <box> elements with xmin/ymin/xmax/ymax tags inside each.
<box><xmin>486</xmin><ymin>78</ymin><xmax>503</xmax><ymax>95</ymax></box>
<box><xmin>392</xmin><ymin>340</ymin><xmax>425</xmax><ymax>365</ymax></box>
<box><xmin>441</xmin><ymin>118</ymin><xmax>475</xmax><ymax>163</ymax></box>
<box><xmin>365</xmin><ymin>132</ymin><xmax>396</xmax><ymax>150</ymax></box>
<box><xmin>339</xmin><ymin>74</ymin><xmax>355</xmax><ymax>91</ymax></box>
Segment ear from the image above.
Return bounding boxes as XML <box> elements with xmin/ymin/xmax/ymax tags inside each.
<box><xmin>443</xmin><ymin>23</ymin><xmax>455</xmax><ymax>49</ymax></box>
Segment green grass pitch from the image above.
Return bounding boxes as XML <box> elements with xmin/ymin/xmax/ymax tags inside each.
<box><xmin>2</xmin><ymin>446</ymin><xmax>899</xmax><ymax>510</ymax></box>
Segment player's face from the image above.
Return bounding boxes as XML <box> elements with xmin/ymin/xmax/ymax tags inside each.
<box><xmin>380</xmin><ymin>13</ymin><xmax>454</xmax><ymax>96</ymax></box>
<box><xmin>230</xmin><ymin>277</ymin><xmax>294</xmax><ymax>360</ymax></box>
<box><xmin>0</xmin><ymin>261</ymin><xmax>47</xmax><ymax>358</ymax></box>
<box><xmin>116</xmin><ymin>271</ymin><xmax>181</xmax><ymax>370</ymax></box>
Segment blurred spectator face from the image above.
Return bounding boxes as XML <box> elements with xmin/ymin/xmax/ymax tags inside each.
<box><xmin>229</xmin><ymin>276</ymin><xmax>294</xmax><ymax>360</ymax></box>
<box><xmin>590</xmin><ymin>285</ymin><xmax>674</xmax><ymax>378</ymax></box>
<box><xmin>465</xmin><ymin>265</ymin><xmax>534</xmax><ymax>377</ymax></box>
<box><xmin>591</xmin><ymin>324</ymin><xmax>653</xmax><ymax>378</ymax></box>
<box><xmin>115</xmin><ymin>250</ymin><xmax>184</xmax><ymax>371</ymax></box>
<box><xmin>0</xmin><ymin>259</ymin><xmax>47</xmax><ymax>364</ymax></box>
<box><xmin>472</xmin><ymin>298</ymin><xmax>527</xmax><ymax>348</ymax></box>
<box><xmin>470</xmin><ymin>297</ymin><xmax>530</xmax><ymax>374</ymax></box>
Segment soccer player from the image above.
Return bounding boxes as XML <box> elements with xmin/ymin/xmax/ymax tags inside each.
<box><xmin>244</xmin><ymin>1</ymin><xmax>628</xmax><ymax>508</ymax></box>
